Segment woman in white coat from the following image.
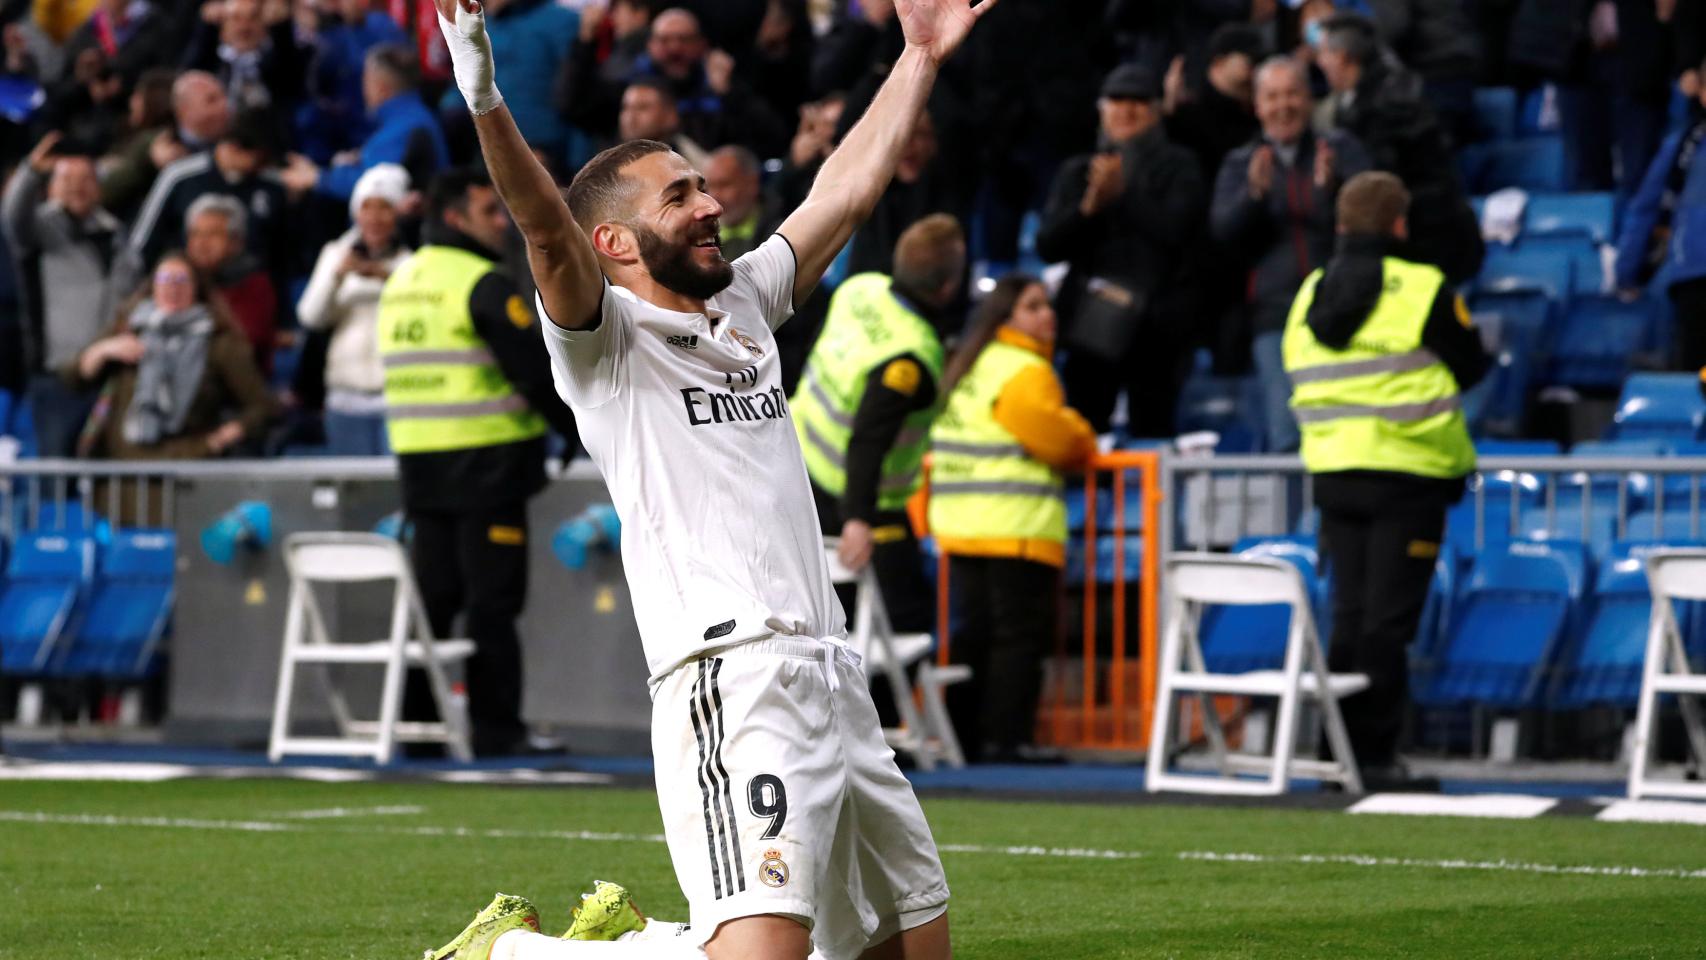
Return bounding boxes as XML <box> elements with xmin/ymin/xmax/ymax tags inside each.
<box><xmin>296</xmin><ymin>163</ymin><xmax>413</xmax><ymax>455</ymax></box>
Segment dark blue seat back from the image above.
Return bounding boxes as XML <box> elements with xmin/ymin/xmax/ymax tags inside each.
<box><xmin>0</xmin><ymin>532</ymin><xmax>94</xmax><ymax>675</ymax></box>
<box><xmin>1526</xmin><ymin>192</ymin><xmax>1616</xmax><ymax>244</ymax></box>
<box><xmin>1420</xmin><ymin>540</ymin><xmax>1587</xmax><ymax>709</ymax></box>
<box><xmin>1547</xmin><ymin>295</ymin><xmax>1658</xmax><ymax>389</ymax></box>
<box><xmin>63</xmin><ymin>530</ymin><xmax>175</xmax><ymax>679</ymax></box>
<box><xmin>1613</xmin><ymin>373</ymin><xmax>1706</xmax><ymax>440</ymax></box>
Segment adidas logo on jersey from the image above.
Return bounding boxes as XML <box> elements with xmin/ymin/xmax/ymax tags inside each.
<box><xmin>681</xmin><ymin>385</ymin><xmax>789</xmax><ymax>426</ymax></box>
<box><xmin>667</xmin><ymin>335</ymin><xmax>700</xmax><ymax>350</ymax></box>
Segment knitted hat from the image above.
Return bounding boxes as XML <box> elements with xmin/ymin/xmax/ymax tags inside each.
<box><xmin>349</xmin><ymin>163</ymin><xmax>411</xmax><ymax>220</ymax></box>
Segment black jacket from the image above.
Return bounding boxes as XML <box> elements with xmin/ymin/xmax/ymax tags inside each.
<box><xmin>1304</xmin><ymin>233</ymin><xmax>1490</xmax><ymax>394</ymax></box>
<box><xmin>125</xmin><ymin>151</ymin><xmax>297</xmax><ymax>283</ymax></box>
<box><xmin>1036</xmin><ymin>125</ymin><xmax>1204</xmax><ymax>342</ymax></box>
<box><xmin>396</xmin><ymin>226</ymin><xmax>580</xmax><ymax>513</ymax></box>
<box><xmin>1333</xmin><ymin>61</ymin><xmax>1484</xmax><ymax>283</ymax></box>
<box><xmin>1212</xmin><ymin>130</ymin><xmax>1374</xmax><ymax>335</ymax></box>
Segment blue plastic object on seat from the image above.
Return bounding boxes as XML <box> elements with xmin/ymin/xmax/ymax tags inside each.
<box><xmin>0</xmin><ymin>531</ymin><xmax>95</xmax><ymax>675</ymax></box>
<box><xmin>199</xmin><ymin>501</ymin><xmax>272</xmax><ymax>566</ymax></box>
<box><xmin>1546</xmin><ymin>295</ymin><xmax>1657</xmax><ymax>389</ymax></box>
<box><xmin>1612</xmin><ymin>373</ymin><xmax>1706</xmax><ymax>440</ymax></box>
<box><xmin>62</xmin><ymin>530</ymin><xmax>175</xmax><ymax>679</ymax></box>
<box><xmin>1526</xmin><ymin>192</ymin><xmax>1616</xmax><ymax>244</ymax></box>
<box><xmin>1418</xmin><ymin>539</ymin><xmax>1588</xmax><ymax>709</ymax></box>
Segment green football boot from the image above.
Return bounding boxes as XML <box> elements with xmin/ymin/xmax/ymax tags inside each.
<box><xmin>561</xmin><ymin>880</ymin><xmax>648</xmax><ymax>942</ymax></box>
<box><xmin>424</xmin><ymin>893</ymin><xmax>540</xmax><ymax>960</ymax></box>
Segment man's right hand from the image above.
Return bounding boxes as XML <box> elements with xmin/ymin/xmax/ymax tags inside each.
<box><xmin>1248</xmin><ymin>144</ymin><xmax>1275</xmax><ymax>199</ymax></box>
<box><xmin>1080</xmin><ymin>152</ymin><xmax>1124</xmax><ymax>216</ymax></box>
<box><xmin>26</xmin><ymin>131</ymin><xmax>61</xmax><ymax>175</ymax></box>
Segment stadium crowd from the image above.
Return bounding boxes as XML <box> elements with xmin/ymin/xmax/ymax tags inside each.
<box><xmin>1</xmin><ymin>0</ymin><xmax>1703</xmax><ymax>463</ymax></box>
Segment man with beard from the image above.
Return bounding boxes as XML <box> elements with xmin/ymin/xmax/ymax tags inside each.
<box><xmin>419</xmin><ymin>0</ymin><xmax>995</xmax><ymax>958</ymax></box>
<box><xmin>374</xmin><ymin>166</ymin><xmax>580</xmax><ymax>758</ymax></box>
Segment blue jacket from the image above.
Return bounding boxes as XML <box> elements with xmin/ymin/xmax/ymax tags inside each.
<box><xmin>318</xmin><ymin>93</ymin><xmax>449</xmax><ymax>201</ymax></box>
<box><xmin>304</xmin><ymin>13</ymin><xmax>409</xmax><ymax>155</ymax></box>
<box><xmin>1616</xmin><ymin>125</ymin><xmax>1706</xmax><ymax>290</ymax></box>
<box><xmin>439</xmin><ymin>0</ymin><xmax>578</xmax><ymax>153</ymax></box>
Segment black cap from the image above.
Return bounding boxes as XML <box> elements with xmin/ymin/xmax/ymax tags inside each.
<box><xmin>1101</xmin><ymin>63</ymin><xmax>1159</xmax><ymax>101</ymax></box>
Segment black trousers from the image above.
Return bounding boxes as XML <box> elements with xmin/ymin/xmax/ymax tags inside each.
<box><xmin>1667</xmin><ymin>276</ymin><xmax>1706</xmax><ymax>373</ymax></box>
<box><xmin>402</xmin><ymin>501</ymin><xmax>530</xmax><ymax>756</ymax></box>
<box><xmin>944</xmin><ymin>555</ymin><xmax>1059</xmax><ymax>759</ymax></box>
<box><xmin>812</xmin><ymin>485</ymin><xmax>933</xmax><ymax>634</ymax></box>
<box><xmin>1062</xmin><ymin>338</ymin><xmax>1188</xmax><ymax>438</ymax></box>
<box><xmin>1315</xmin><ymin>474</ymin><xmax>1452</xmax><ymax>768</ymax></box>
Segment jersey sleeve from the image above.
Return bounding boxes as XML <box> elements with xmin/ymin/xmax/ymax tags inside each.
<box><xmin>538</xmin><ymin>280</ymin><xmax>628</xmax><ymax>409</ymax></box>
<box><xmin>728</xmin><ymin>234</ymin><xmax>798</xmax><ymax>332</ymax></box>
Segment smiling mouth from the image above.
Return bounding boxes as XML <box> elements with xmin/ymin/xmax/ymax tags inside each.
<box><xmin>693</xmin><ymin>236</ymin><xmax>722</xmax><ymax>250</ymax></box>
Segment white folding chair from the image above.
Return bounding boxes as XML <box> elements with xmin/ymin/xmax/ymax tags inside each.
<box><xmin>1146</xmin><ymin>554</ymin><xmax>1368</xmax><ymax>796</ymax></box>
<box><xmin>268</xmin><ymin>532</ymin><xmax>475</xmax><ymax>764</ymax></box>
<box><xmin>1628</xmin><ymin>549</ymin><xmax>1706</xmax><ymax>800</ymax></box>
<box><xmin>824</xmin><ymin>540</ymin><xmax>969</xmax><ymax>770</ymax></box>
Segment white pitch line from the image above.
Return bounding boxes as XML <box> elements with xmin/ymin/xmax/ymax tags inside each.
<box><xmin>3</xmin><ymin>810</ymin><xmax>1705</xmax><ymax>881</ymax></box>
<box><xmin>272</xmin><ymin>805</ymin><xmax>426</xmax><ymax>820</ymax></box>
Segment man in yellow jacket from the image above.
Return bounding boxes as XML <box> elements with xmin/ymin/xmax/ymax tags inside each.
<box><xmin>792</xmin><ymin>214</ymin><xmax>965</xmax><ymax>633</ymax></box>
<box><xmin>1283</xmin><ymin>171</ymin><xmax>1489</xmax><ymax>789</ymax></box>
<box><xmin>929</xmin><ymin>275</ymin><xmax>1097</xmax><ymax>762</ymax></box>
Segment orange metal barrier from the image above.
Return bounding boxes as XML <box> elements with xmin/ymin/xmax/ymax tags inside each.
<box><xmin>930</xmin><ymin>450</ymin><xmax>1164</xmax><ymax>754</ymax></box>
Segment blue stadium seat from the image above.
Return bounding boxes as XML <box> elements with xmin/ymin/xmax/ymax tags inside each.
<box><xmin>1465</xmin><ymin>292</ymin><xmax>1555</xmax><ymax>434</ymax></box>
<box><xmin>0</xmin><ymin>532</ymin><xmax>95</xmax><ymax>676</ymax></box>
<box><xmin>1064</xmin><ymin>485</ymin><xmax>1148</xmax><ymax>534</ymax></box>
<box><xmin>1477</xmin><ymin>243</ymin><xmax>1573</xmax><ymax>300</ymax></box>
<box><xmin>1446</xmin><ymin>495</ymin><xmax>1520</xmax><ymax>551</ymax></box>
<box><xmin>1518</xmin><ymin>86</ymin><xmax>1557</xmax><ymax>136</ymax></box>
<box><xmin>1611</xmin><ymin>373</ymin><xmax>1706</xmax><ymax>440</ymax></box>
<box><xmin>58</xmin><ymin>530</ymin><xmax>174</xmax><ymax>680</ymax></box>
<box><xmin>1625</xmin><ymin>509</ymin><xmax>1706</xmax><ymax>542</ymax></box>
<box><xmin>1522</xmin><ymin>235</ymin><xmax>1605</xmax><ymax>295</ymax></box>
<box><xmin>1472</xmin><ymin>87</ymin><xmax>1518</xmax><ymax>142</ymax></box>
<box><xmin>1477</xmin><ymin>439</ymin><xmax>1563</xmax><ymax>456</ymax></box>
<box><xmin>0</xmin><ymin>388</ymin><xmax>12</xmax><ymax>436</ymax></box>
<box><xmin>1526</xmin><ymin>192</ymin><xmax>1616</xmax><ymax>244</ymax></box>
<box><xmin>1518</xmin><ymin>506</ymin><xmax>1619</xmax><ymax>562</ymax></box>
<box><xmin>1196</xmin><ymin>536</ymin><xmax>1324</xmax><ymax>674</ymax></box>
<box><xmin>1418</xmin><ymin>539</ymin><xmax>1588</xmax><ymax>709</ymax></box>
<box><xmin>1475</xmin><ymin>136</ymin><xmax>1567</xmax><ymax>192</ymax></box>
<box><xmin>1549</xmin><ymin>545</ymin><xmax>1673</xmax><ymax>708</ymax></box>
<box><xmin>1546</xmin><ymin>295</ymin><xmax>1657</xmax><ymax>389</ymax></box>
<box><xmin>1064</xmin><ymin>534</ymin><xmax>1142</xmax><ymax>586</ymax></box>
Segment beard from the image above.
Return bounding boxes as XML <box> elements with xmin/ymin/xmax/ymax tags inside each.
<box><xmin>634</xmin><ymin>223</ymin><xmax>734</xmax><ymax>300</ymax></box>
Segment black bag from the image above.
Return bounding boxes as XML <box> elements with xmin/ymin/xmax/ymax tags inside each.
<box><xmin>1067</xmin><ymin>276</ymin><xmax>1147</xmax><ymax>363</ymax></box>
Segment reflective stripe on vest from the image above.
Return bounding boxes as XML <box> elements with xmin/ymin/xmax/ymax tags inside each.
<box><xmin>789</xmin><ymin>273</ymin><xmax>945</xmax><ymax>510</ymax></box>
<box><xmin>1281</xmin><ymin>256</ymin><xmax>1475</xmax><ymax>479</ymax></box>
<box><xmin>927</xmin><ymin>339</ymin><xmax>1066</xmax><ymax>545</ymax></box>
<box><xmin>377</xmin><ymin>245</ymin><xmax>546</xmax><ymax>454</ymax></box>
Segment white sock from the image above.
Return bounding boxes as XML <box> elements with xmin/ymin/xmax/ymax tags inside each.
<box><xmin>490</xmin><ymin>930</ymin><xmax>704</xmax><ymax>958</ymax></box>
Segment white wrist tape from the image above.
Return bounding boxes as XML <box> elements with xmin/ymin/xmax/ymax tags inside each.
<box><xmin>438</xmin><ymin>4</ymin><xmax>503</xmax><ymax>116</ymax></box>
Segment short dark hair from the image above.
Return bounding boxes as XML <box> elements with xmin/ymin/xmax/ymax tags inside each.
<box><xmin>1321</xmin><ymin>13</ymin><xmax>1379</xmax><ymax>68</ymax></box>
<box><xmin>1337</xmin><ymin>171</ymin><xmax>1410</xmax><ymax>235</ymax></box>
<box><xmin>566</xmin><ymin>139</ymin><xmax>673</xmax><ymax>230</ymax></box>
<box><xmin>427</xmin><ymin>166</ymin><xmax>494</xmax><ymax>224</ymax></box>
<box><xmin>221</xmin><ymin>108</ymin><xmax>275</xmax><ymax>157</ymax></box>
<box><xmin>365</xmin><ymin>43</ymin><xmax>419</xmax><ymax>92</ymax></box>
<box><xmin>624</xmin><ymin>76</ymin><xmax>675</xmax><ymax>104</ymax></box>
<box><xmin>1208</xmin><ymin>23</ymin><xmax>1266</xmax><ymax>64</ymax></box>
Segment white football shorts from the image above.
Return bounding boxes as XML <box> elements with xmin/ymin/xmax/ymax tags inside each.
<box><xmin>651</xmin><ymin>635</ymin><xmax>949</xmax><ymax>959</ymax></box>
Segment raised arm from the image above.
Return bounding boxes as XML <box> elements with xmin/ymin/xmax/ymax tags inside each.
<box><xmin>777</xmin><ymin>0</ymin><xmax>996</xmax><ymax>305</ymax></box>
<box><xmin>437</xmin><ymin>0</ymin><xmax>603</xmax><ymax>330</ymax></box>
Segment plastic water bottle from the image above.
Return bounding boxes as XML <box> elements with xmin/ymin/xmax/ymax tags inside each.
<box><xmin>199</xmin><ymin>501</ymin><xmax>273</xmax><ymax>566</ymax></box>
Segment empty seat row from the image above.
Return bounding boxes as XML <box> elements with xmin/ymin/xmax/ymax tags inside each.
<box><xmin>0</xmin><ymin>528</ymin><xmax>175</xmax><ymax>684</ymax></box>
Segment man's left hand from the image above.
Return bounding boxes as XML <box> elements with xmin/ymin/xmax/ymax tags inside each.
<box><xmin>1313</xmin><ymin>139</ymin><xmax>1336</xmax><ymax>189</ymax></box>
<box><xmin>837</xmin><ymin>519</ymin><xmax>875</xmax><ymax>572</ymax></box>
<box><xmin>280</xmin><ymin>153</ymin><xmax>320</xmax><ymax>194</ymax></box>
<box><xmin>895</xmin><ymin>0</ymin><xmax>998</xmax><ymax>65</ymax></box>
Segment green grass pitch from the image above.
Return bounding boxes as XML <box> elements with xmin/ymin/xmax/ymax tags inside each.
<box><xmin>3</xmin><ymin>778</ymin><xmax>1705</xmax><ymax>958</ymax></box>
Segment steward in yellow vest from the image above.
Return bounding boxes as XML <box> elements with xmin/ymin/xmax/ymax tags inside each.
<box><xmin>1281</xmin><ymin>172</ymin><xmax>1489</xmax><ymax>788</ymax></box>
<box><xmin>927</xmin><ymin>274</ymin><xmax>1096</xmax><ymax>762</ymax></box>
<box><xmin>375</xmin><ymin>169</ymin><xmax>579</xmax><ymax>758</ymax></box>
<box><xmin>791</xmin><ymin>214</ymin><xmax>964</xmax><ymax>633</ymax></box>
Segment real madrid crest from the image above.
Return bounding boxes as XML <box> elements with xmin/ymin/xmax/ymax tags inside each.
<box><xmin>759</xmin><ymin>848</ymin><xmax>789</xmax><ymax>888</ymax></box>
<box><xmin>729</xmin><ymin>328</ymin><xmax>764</xmax><ymax>359</ymax></box>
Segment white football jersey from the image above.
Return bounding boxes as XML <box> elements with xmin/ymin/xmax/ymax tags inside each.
<box><xmin>540</xmin><ymin>236</ymin><xmax>846</xmax><ymax>683</ymax></box>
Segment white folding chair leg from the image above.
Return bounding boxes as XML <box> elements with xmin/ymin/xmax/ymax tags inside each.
<box><xmin>1308</xmin><ymin>628</ymin><xmax>1363</xmax><ymax>794</ymax></box>
<box><xmin>917</xmin><ymin>662</ymin><xmax>967</xmax><ymax>768</ymax></box>
<box><xmin>267</xmin><ymin>586</ymin><xmax>306</xmax><ymax>763</ymax></box>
